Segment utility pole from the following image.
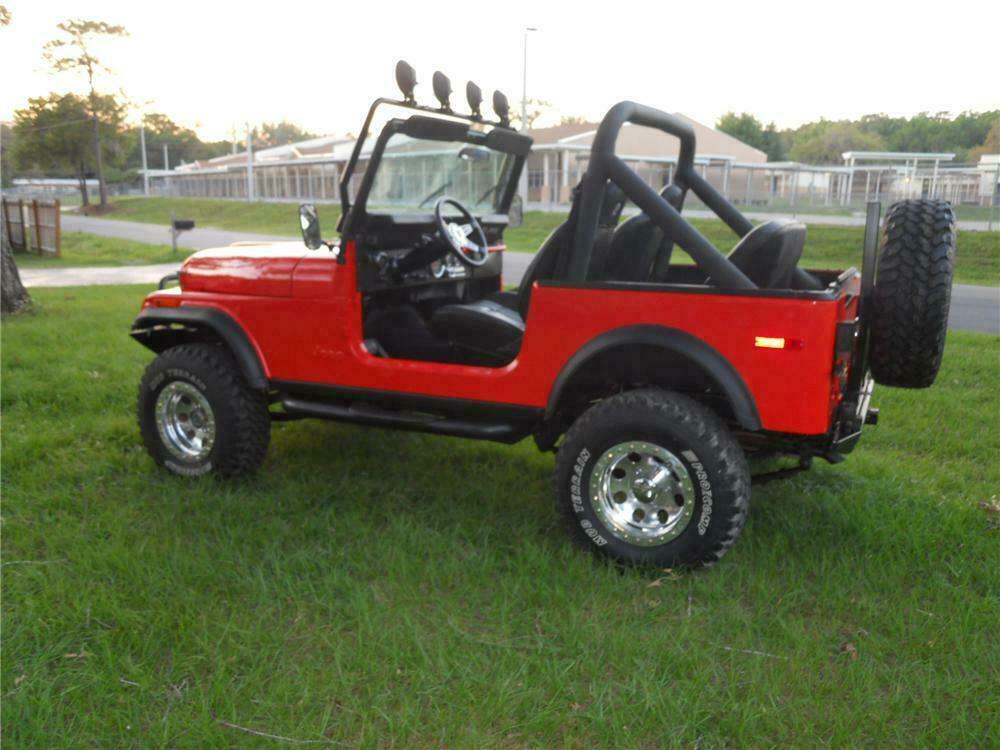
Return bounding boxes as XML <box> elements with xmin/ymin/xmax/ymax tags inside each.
<box><xmin>246</xmin><ymin>125</ymin><xmax>255</xmax><ymax>202</ymax></box>
<box><xmin>519</xmin><ymin>26</ymin><xmax>537</xmax><ymax>204</ymax></box>
<box><xmin>520</xmin><ymin>26</ymin><xmax>537</xmax><ymax>132</ymax></box>
<box><xmin>139</xmin><ymin>122</ymin><xmax>149</xmax><ymax>196</ymax></box>
<box><xmin>162</xmin><ymin>143</ymin><xmax>169</xmax><ymax>171</ymax></box>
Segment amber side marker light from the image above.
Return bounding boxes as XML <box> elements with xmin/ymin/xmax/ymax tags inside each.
<box><xmin>754</xmin><ymin>336</ymin><xmax>804</xmax><ymax>350</ymax></box>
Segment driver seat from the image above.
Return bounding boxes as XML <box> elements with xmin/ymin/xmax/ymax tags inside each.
<box><xmin>430</xmin><ymin>182</ymin><xmax>624</xmax><ymax>366</ymax></box>
<box><xmin>429</xmin><ymin>220</ymin><xmax>571</xmax><ymax>365</ymax></box>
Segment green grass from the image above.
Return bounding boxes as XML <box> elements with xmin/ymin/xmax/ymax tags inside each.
<box><xmin>104</xmin><ymin>196</ymin><xmax>308</xmax><ymax>237</ymax></box>
<box><xmin>95</xmin><ymin>198</ymin><xmax>999</xmax><ymax>285</ymax></box>
<box><xmin>14</xmin><ymin>232</ymin><xmax>192</xmax><ymax>268</ymax></box>
<box><xmin>3</xmin><ymin>286</ymin><xmax>998</xmax><ymax>748</ymax></box>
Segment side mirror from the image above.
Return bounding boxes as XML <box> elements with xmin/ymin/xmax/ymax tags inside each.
<box><xmin>507</xmin><ymin>194</ymin><xmax>524</xmax><ymax>229</ymax></box>
<box><xmin>299</xmin><ymin>203</ymin><xmax>322</xmax><ymax>250</ymax></box>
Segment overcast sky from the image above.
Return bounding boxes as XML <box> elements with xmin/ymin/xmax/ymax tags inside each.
<box><xmin>3</xmin><ymin>0</ymin><xmax>998</xmax><ymax>141</ymax></box>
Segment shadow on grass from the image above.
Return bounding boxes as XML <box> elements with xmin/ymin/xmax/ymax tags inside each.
<box><xmin>130</xmin><ymin>416</ymin><xmax>928</xmax><ymax>584</ymax></box>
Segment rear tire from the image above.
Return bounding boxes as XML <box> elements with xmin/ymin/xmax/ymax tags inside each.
<box><xmin>870</xmin><ymin>199</ymin><xmax>955</xmax><ymax>388</ymax></box>
<box><xmin>554</xmin><ymin>389</ymin><xmax>750</xmax><ymax>569</ymax></box>
<box><xmin>138</xmin><ymin>343</ymin><xmax>270</xmax><ymax>478</ymax></box>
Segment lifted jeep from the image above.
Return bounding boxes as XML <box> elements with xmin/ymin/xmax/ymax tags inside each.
<box><xmin>131</xmin><ymin>62</ymin><xmax>956</xmax><ymax>568</ymax></box>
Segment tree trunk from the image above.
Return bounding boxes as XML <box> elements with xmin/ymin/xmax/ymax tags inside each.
<box><xmin>77</xmin><ymin>163</ymin><xmax>90</xmax><ymax>207</ymax></box>
<box><xmin>92</xmin><ymin>113</ymin><xmax>107</xmax><ymax>206</ymax></box>
<box><xmin>1</xmin><ymin>221</ymin><xmax>31</xmax><ymax>315</ymax></box>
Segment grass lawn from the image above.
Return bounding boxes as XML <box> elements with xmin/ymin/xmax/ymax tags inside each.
<box><xmin>14</xmin><ymin>232</ymin><xmax>192</xmax><ymax>268</ymax></box>
<box><xmin>3</xmin><ymin>286</ymin><xmax>998</xmax><ymax>748</ymax></box>
<box><xmin>94</xmin><ymin>198</ymin><xmax>999</xmax><ymax>285</ymax></box>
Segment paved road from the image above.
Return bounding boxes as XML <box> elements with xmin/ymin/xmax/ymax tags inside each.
<box><xmin>61</xmin><ymin>214</ymin><xmax>290</xmax><ymax>250</ymax></box>
<box><xmin>22</xmin><ymin>217</ymin><xmax>998</xmax><ymax>334</ymax></box>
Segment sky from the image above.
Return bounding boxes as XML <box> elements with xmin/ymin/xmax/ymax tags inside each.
<box><xmin>2</xmin><ymin>0</ymin><xmax>998</xmax><ymax>142</ymax></box>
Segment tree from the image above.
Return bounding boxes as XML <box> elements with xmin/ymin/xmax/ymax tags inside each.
<box><xmin>133</xmin><ymin>113</ymin><xmax>230</xmax><ymax>168</ymax></box>
<box><xmin>788</xmin><ymin>120</ymin><xmax>885</xmax><ymax>164</ymax></box>
<box><xmin>1</xmin><ymin>216</ymin><xmax>31</xmax><ymax>315</ymax></box>
<box><xmin>558</xmin><ymin>115</ymin><xmax>590</xmax><ymax>126</ymax></box>
<box><xmin>12</xmin><ymin>92</ymin><xmax>126</xmax><ymax>205</ymax></box>
<box><xmin>510</xmin><ymin>98</ymin><xmax>551</xmax><ymax>130</ymax></box>
<box><xmin>716</xmin><ymin>112</ymin><xmax>786</xmax><ymax>161</ymax></box>
<box><xmin>967</xmin><ymin>120</ymin><xmax>1000</xmax><ymax>164</ymax></box>
<box><xmin>43</xmin><ymin>19</ymin><xmax>128</xmax><ymax>207</ymax></box>
<box><xmin>0</xmin><ymin>3</ymin><xmax>31</xmax><ymax>315</ymax></box>
<box><xmin>255</xmin><ymin>121</ymin><xmax>319</xmax><ymax>149</ymax></box>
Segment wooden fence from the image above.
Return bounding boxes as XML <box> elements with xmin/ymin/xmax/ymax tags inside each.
<box><xmin>1</xmin><ymin>198</ymin><xmax>61</xmax><ymax>257</ymax></box>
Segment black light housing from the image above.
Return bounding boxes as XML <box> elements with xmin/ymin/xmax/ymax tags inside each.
<box><xmin>466</xmin><ymin>81</ymin><xmax>483</xmax><ymax>119</ymax></box>
<box><xmin>492</xmin><ymin>90</ymin><xmax>510</xmax><ymax>125</ymax></box>
<box><xmin>432</xmin><ymin>71</ymin><xmax>452</xmax><ymax>110</ymax></box>
<box><xmin>395</xmin><ymin>60</ymin><xmax>417</xmax><ymax>102</ymax></box>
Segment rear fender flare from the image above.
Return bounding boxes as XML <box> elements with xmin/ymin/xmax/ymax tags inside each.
<box><xmin>545</xmin><ymin>324</ymin><xmax>761</xmax><ymax>431</ymax></box>
<box><xmin>130</xmin><ymin>306</ymin><xmax>268</xmax><ymax>390</ymax></box>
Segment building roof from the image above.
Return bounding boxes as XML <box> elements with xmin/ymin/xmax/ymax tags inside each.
<box><xmin>842</xmin><ymin>151</ymin><xmax>956</xmax><ymax>162</ymax></box>
<box><xmin>525</xmin><ymin>114</ymin><xmax>768</xmax><ymax>163</ymax></box>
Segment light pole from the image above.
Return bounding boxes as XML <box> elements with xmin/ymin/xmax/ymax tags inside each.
<box><xmin>139</xmin><ymin>121</ymin><xmax>149</xmax><ymax>196</ymax></box>
<box><xmin>520</xmin><ymin>26</ymin><xmax>537</xmax><ymax>132</ymax></box>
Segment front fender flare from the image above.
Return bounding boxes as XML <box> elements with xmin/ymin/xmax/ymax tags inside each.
<box><xmin>545</xmin><ymin>324</ymin><xmax>761</xmax><ymax>431</ymax></box>
<box><xmin>130</xmin><ymin>306</ymin><xmax>268</xmax><ymax>390</ymax></box>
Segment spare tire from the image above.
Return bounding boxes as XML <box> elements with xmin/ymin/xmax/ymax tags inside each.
<box><xmin>869</xmin><ymin>199</ymin><xmax>956</xmax><ymax>388</ymax></box>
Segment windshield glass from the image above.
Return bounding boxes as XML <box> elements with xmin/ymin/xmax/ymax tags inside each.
<box><xmin>367</xmin><ymin>132</ymin><xmax>515</xmax><ymax>214</ymax></box>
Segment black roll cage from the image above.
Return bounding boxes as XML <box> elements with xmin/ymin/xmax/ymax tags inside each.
<box><xmin>570</xmin><ymin>101</ymin><xmax>759</xmax><ymax>290</ymax></box>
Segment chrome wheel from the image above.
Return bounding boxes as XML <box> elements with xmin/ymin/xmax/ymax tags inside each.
<box><xmin>155</xmin><ymin>381</ymin><xmax>216</xmax><ymax>462</ymax></box>
<box><xmin>590</xmin><ymin>441</ymin><xmax>696</xmax><ymax>547</ymax></box>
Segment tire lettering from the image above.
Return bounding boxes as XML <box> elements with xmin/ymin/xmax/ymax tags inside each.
<box><xmin>681</xmin><ymin>450</ymin><xmax>713</xmax><ymax>535</ymax></box>
<box><xmin>164</xmin><ymin>368</ymin><xmax>207</xmax><ymax>391</ymax></box>
<box><xmin>570</xmin><ymin>447</ymin><xmax>590</xmax><ymax>514</ymax></box>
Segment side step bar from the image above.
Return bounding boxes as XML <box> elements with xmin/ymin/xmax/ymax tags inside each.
<box><xmin>280</xmin><ymin>397</ymin><xmax>531</xmax><ymax>444</ymax></box>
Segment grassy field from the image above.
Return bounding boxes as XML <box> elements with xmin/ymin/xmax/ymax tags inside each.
<box><xmin>91</xmin><ymin>197</ymin><xmax>1000</xmax><ymax>285</ymax></box>
<box><xmin>2</xmin><ymin>286</ymin><xmax>998</xmax><ymax>748</ymax></box>
<box><xmin>15</xmin><ymin>232</ymin><xmax>191</xmax><ymax>268</ymax></box>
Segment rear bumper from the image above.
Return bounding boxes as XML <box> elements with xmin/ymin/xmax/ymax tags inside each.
<box><xmin>830</xmin><ymin>372</ymin><xmax>875</xmax><ymax>453</ymax></box>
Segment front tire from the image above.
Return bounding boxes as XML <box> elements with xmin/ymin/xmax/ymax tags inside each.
<box><xmin>555</xmin><ymin>389</ymin><xmax>750</xmax><ymax>568</ymax></box>
<box><xmin>138</xmin><ymin>343</ymin><xmax>270</xmax><ymax>478</ymax></box>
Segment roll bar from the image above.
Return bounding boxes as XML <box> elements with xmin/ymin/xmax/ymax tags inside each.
<box><xmin>570</xmin><ymin>101</ymin><xmax>756</xmax><ymax>289</ymax></box>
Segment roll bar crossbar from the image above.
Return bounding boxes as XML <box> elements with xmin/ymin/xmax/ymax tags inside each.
<box><xmin>570</xmin><ymin>101</ymin><xmax>757</xmax><ymax>290</ymax></box>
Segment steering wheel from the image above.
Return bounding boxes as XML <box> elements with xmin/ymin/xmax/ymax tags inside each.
<box><xmin>433</xmin><ymin>197</ymin><xmax>491</xmax><ymax>268</ymax></box>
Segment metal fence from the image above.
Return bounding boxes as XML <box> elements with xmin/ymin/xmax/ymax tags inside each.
<box><xmin>527</xmin><ymin>160</ymin><xmax>1000</xmax><ymax>219</ymax></box>
<box><xmin>141</xmin><ymin>155</ymin><xmax>1000</xmax><ymax>226</ymax></box>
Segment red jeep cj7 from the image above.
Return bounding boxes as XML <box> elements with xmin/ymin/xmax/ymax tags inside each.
<box><xmin>132</xmin><ymin>62</ymin><xmax>956</xmax><ymax>568</ymax></box>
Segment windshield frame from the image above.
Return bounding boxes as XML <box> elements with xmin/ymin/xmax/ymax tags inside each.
<box><xmin>341</xmin><ymin>114</ymin><xmax>530</xmax><ymax>240</ymax></box>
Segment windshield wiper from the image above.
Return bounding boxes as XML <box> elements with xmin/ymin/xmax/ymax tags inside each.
<box><xmin>417</xmin><ymin>180</ymin><xmax>452</xmax><ymax>209</ymax></box>
<box><xmin>472</xmin><ymin>182</ymin><xmax>501</xmax><ymax>208</ymax></box>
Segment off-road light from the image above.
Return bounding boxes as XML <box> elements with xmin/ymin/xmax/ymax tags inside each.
<box><xmin>492</xmin><ymin>90</ymin><xmax>510</xmax><ymax>125</ymax></box>
<box><xmin>466</xmin><ymin>81</ymin><xmax>483</xmax><ymax>119</ymax></box>
<box><xmin>432</xmin><ymin>71</ymin><xmax>452</xmax><ymax>111</ymax></box>
<box><xmin>395</xmin><ymin>60</ymin><xmax>417</xmax><ymax>102</ymax></box>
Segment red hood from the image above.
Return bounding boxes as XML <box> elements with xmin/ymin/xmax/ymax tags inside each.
<box><xmin>180</xmin><ymin>242</ymin><xmax>307</xmax><ymax>297</ymax></box>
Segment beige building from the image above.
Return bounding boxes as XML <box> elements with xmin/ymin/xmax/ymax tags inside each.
<box><xmin>524</xmin><ymin>115</ymin><xmax>767</xmax><ymax>203</ymax></box>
